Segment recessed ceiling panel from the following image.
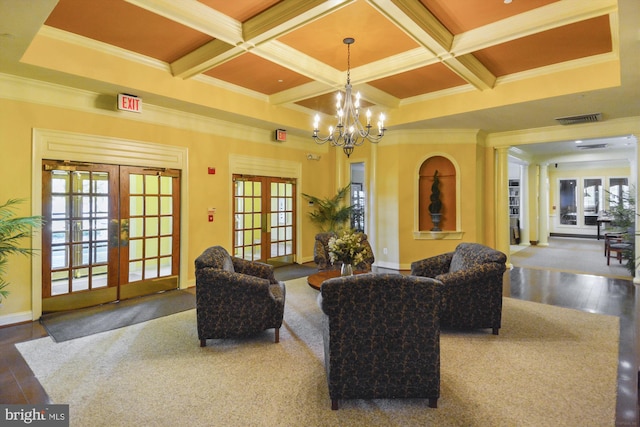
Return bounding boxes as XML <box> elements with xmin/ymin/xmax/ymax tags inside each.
<box><xmin>368</xmin><ymin>63</ymin><xmax>467</xmax><ymax>99</ymax></box>
<box><xmin>45</xmin><ymin>0</ymin><xmax>213</xmax><ymax>63</ymax></box>
<box><xmin>197</xmin><ymin>0</ymin><xmax>281</xmax><ymax>23</ymax></box>
<box><xmin>420</xmin><ymin>0</ymin><xmax>560</xmax><ymax>34</ymax></box>
<box><xmin>278</xmin><ymin>1</ymin><xmax>418</xmax><ymax>70</ymax></box>
<box><xmin>203</xmin><ymin>53</ymin><xmax>312</xmax><ymax>94</ymax></box>
<box><xmin>474</xmin><ymin>16</ymin><xmax>612</xmax><ymax>77</ymax></box>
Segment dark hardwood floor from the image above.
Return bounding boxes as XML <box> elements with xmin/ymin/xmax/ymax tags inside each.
<box><xmin>1</xmin><ymin>267</ymin><xmax>637</xmax><ymax>425</ymax></box>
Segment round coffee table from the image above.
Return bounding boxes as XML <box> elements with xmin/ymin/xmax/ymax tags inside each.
<box><xmin>307</xmin><ymin>270</ymin><xmax>368</xmax><ymax>290</ymax></box>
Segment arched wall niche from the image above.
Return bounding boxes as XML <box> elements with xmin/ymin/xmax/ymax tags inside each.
<box><xmin>419</xmin><ymin>156</ymin><xmax>456</xmax><ymax>231</ymax></box>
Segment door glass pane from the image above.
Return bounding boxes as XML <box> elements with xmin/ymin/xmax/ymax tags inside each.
<box><xmin>129</xmin><ymin>261</ymin><xmax>143</xmax><ymax>282</ymax></box>
<box><xmin>130</xmin><ymin>239</ymin><xmax>142</xmax><ymax>258</ymax></box>
<box><xmin>160</xmin><ymin>236</ymin><xmax>172</xmax><ymax>256</ymax></box>
<box><xmin>559</xmin><ymin>179</ymin><xmax>577</xmax><ymax>225</ymax></box>
<box><xmin>145</xmin><ymin>259</ymin><xmax>158</xmax><ymax>279</ymax></box>
<box><xmin>159</xmin><ymin>257</ymin><xmax>172</xmax><ymax>276</ymax></box>
<box><xmin>129</xmin><ymin>218</ymin><xmax>143</xmax><ymax>238</ymax></box>
<box><xmin>130</xmin><ymin>174</ymin><xmax>144</xmax><ymax>193</ymax></box>
<box><xmin>160</xmin><ymin>196</ymin><xmax>172</xmax><ymax>214</ymax></box>
<box><xmin>93</xmin><ymin>172</ymin><xmax>109</xmax><ymax>193</ymax></box>
<box><xmin>160</xmin><ymin>217</ymin><xmax>172</xmax><ymax>234</ymax></box>
<box><xmin>130</xmin><ymin>196</ymin><xmax>144</xmax><ymax>216</ymax></box>
<box><xmin>51</xmin><ymin>171</ymin><xmax>70</xmax><ymax>192</ymax></box>
<box><xmin>92</xmin><ymin>265</ymin><xmax>108</xmax><ymax>288</ymax></box>
<box><xmin>145</xmin><ymin>174</ymin><xmax>159</xmax><ymax>194</ymax></box>
<box><xmin>145</xmin><ymin>196</ymin><xmax>158</xmax><ymax>215</ymax></box>
<box><xmin>145</xmin><ymin>238</ymin><xmax>159</xmax><ymax>257</ymax></box>
<box><xmin>145</xmin><ymin>217</ymin><xmax>159</xmax><ymax>236</ymax></box>
<box><xmin>160</xmin><ymin>176</ymin><xmax>172</xmax><ymax>194</ymax></box>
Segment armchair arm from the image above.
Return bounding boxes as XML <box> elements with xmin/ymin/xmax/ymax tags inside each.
<box><xmin>411</xmin><ymin>252</ymin><xmax>453</xmax><ymax>278</ymax></box>
<box><xmin>231</xmin><ymin>257</ymin><xmax>277</xmax><ymax>283</ymax></box>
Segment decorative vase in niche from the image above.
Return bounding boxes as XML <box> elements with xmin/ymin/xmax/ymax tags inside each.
<box><xmin>430</xmin><ymin>213</ymin><xmax>442</xmax><ymax>231</ymax></box>
<box><xmin>341</xmin><ymin>263</ymin><xmax>353</xmax><ymax>276</ymax></box>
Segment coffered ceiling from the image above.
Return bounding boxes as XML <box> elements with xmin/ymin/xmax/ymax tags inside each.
<box><xmin>1</xmin><ymin>0</ymin><xmax>638</xmax><ymax>156</ymax></box>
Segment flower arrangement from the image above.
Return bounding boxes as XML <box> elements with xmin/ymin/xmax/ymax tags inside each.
<box><xmin>328</xmin><ymin>230</ymin><xmax>368</xmax><ymax>266</ymax></box>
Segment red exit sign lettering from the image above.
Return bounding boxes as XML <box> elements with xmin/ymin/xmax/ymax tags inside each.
<box><xmin>117</xmin><ymin>94</ymin><xmax>142</xmax><ymax>113</ymax></box>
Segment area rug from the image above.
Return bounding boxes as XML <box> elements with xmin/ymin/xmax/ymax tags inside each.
<box><xmin>17</xmin><ymin>278</ymin><xmax>619</xmax><ymax>426</ymax></box>
<box><xmin>39</xmin><ymin>289</ymin><xmax>195</xmax><ymax>342</ymax></box>
<box><xmin>274</xmin><ymin>263</ymin><xmax>318</xmax><ymax>281</ymax></box>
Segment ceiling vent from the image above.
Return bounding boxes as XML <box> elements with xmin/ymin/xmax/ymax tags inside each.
<box><xmin>576</xmin><ymin>143</ymin><xmax>608</xmax><ymax>150</ymax></box>
<box><xmin>555</xmin><ymin>113</ymin><xmax>602</xmax><ymax>125</ymax></box>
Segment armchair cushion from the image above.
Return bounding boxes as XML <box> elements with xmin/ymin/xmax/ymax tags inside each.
<box><xmin>319</xmin><ymin>273</ymin><xmax>442</xmax><ymax>410</ymax></box>
<box><xmin>449</xmin><ymin>242</ymin><xmax>506</xmax><ymax>273</ymax></box>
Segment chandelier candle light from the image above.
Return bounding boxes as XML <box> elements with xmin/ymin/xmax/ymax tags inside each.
<box><xmin>312</xmin><ymin>38</ymin><xmax>386</xmax><ymax>157</ymax></box>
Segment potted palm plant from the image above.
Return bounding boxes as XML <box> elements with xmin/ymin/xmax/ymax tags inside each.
<box><xmin>302</xmin><ymin>184</ymin><xmax>353</xmax><ymax>233</ymax></box>
<box><xmin>0</xmin><ymin>199</ymin><xmax>43</xmax><ymax>305</ymax></box>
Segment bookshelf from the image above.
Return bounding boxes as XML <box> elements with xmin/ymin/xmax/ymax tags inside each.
<box><xmin>508</xmin><ymin>179</ymin><xmax>520</xmax><ymax>218</ymax></box>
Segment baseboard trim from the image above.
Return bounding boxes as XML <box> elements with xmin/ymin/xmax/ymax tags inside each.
<box><xmin>550</xmin><ymin>233</ymin><xmax>598</xmax><ymax>240</ymax></box>
<box><xmin>0</xmin><ymin>310</ymin><xmax>33</xmax><ymax>327</ymax></box>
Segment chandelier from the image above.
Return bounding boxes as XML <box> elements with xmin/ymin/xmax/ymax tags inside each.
<box><xmin>312</xmin><ymin>37</ymin><xmax>386</xmax><ymax>158</ymax></box>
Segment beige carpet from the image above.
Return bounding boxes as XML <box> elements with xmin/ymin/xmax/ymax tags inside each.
<box><xmin>17</xmin><ymin>278</ymin><xmax>619</xmax><ymax>427</ymax></box>
<box><xmin>511</xmin><ymin>237</ymin><xmax>632</xmax><ymax>280</ymax></box>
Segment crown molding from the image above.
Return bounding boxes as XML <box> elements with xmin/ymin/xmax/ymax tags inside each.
<box><xmin>0</xmin><ymin>72</ymin><xmax>309</xmax><ymax>149</ymax></box>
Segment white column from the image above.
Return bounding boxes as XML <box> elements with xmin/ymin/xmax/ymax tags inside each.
<box><xmin>538</xmin><ymin>163</ymin><xmax>549</xmax><ymax>246</ymax></box>
<box><xmin>519</xmin><ymin>163</ymin><xmax>530</xmax><ymax>246</ymax></box>
<box><xmin>495</xmin><ymin>147</ymin><xmax>510</xmax><ymax>259</ymax></box>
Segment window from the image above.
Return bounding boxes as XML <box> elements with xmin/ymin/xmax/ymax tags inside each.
<box><xmin>559</xmin><ymin>179</ymin><xmax>577</xmax><ymax>225</ymax></box>
<box><xmin>583</xmin><ymin>178</ymin><xmax>602</xmax><ymax>225</ymax></box>
<box><xmin>609</xmin><ymin>178</ymin><xmax>629</xmax><ymax>209</ymax></box>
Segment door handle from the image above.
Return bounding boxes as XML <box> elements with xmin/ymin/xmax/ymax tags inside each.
<box><xmin>109</xmin><ymin>219</ymin><xmax>129</xmax><ymax>247</ymax></box>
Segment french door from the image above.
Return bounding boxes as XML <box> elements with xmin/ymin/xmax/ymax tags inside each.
<box><xmin>41</xmin><ymin>160</ymin><xmax>181</xmax><ymax>312</ymax></box>
<box><xmin>232</xmin><ymin>175</ymin><xmax>296</xmax><ymax>266</ymax></box>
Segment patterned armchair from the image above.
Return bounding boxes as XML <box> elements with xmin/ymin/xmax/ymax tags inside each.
<box><xmin>319</xmin><ymin>273</ymin><xmax>442</xmax><ymax>410</ymax></box>
<box><xmin>410</xmin><ymin>242</ymin><xmax>507</xmax><ymax>335</ymax></box>
<box><xmin>313</xmin><ymin>231</ymin><xmax>375</xmax><ymax>271</ymax></box>
<box><xmin>194</xmin><ymin>246</ymin><xmax>286</xmax><ymax>346</ymax></box>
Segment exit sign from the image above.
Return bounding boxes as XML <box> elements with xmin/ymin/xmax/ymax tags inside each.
<box><xmin>117</xmin><ymin>93</ymin><xmax>142</xmax><ymax>113</ymax></box>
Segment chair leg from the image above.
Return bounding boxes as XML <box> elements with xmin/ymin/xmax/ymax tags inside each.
<box><xmin>492</xmin><ymin>327</ymin><xmax>499</xmax><ymax>335</ymax></box>
<box><xmin>274</xmin><ymin>328</ymin><xmax>280</xmax><ymax>343</ymax></box>
<box><xmin>428</xmin><ymin>398</ymin><xmax>438</xmax><ymax>408</ymax></box>
<box><xmin>200</xmin><ymin>339</ymin><xmax>206</xmax><ymax>347</ymax></box>
<box><xmin>331</xmin><ymin>399</ymin><xmax>339</xmax><ymax>410</ymax></box>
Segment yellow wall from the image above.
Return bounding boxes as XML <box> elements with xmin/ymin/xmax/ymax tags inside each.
<box><xmin>2</xmin><ymin>74</ymin><xmax>639</xmax><ymax>323</ymax></box>
<box><xmin>0</xmin><ymin>96</ymin><xmax>334</xmax><ymax>319</ymax></box>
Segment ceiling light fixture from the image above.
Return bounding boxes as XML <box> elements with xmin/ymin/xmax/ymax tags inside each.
<box><xmin>312</xmin><ymin>38</ymin><xmax>386</xmax><ymax>158</ymax></box>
